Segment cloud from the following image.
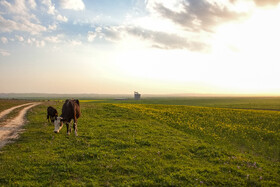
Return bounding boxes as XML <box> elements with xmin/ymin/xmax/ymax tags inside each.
<box><xmin>28</xmin><ymin>0</ymin><xmax>37</xmax><ymax>9</ymax></box>
<box><xmin>100</xmin><ymin>0</ymin><xmax>249</xmax><ymax>51</ymax></box>
<box><xmin>36</xmin><ymin>40</ymin><xmax>45</xmax><ymax>48</ymax></box>
<box><xmin>48</xmin><ymin>5</ymin><xmax>56</xmax><ymax>15</ymax></box>
<box><xmin>57</xmin><ymin>14</ymin><xmax>68</xmax><ymax>22</ymax></box>
<box><xmin>48</xmin><ymin>24</ymin><xmax>57</xmax><ymax>31</ymax></box>
<box><xmin>101</xmin><ymin>27</ymin><xmax>123</xmax><ymax>42</ymax></box>
<box><xmin>0</xmin><ymin>16</ymin><xmax>18</xmax><ymax>33</ymax></box>
<box><xmin>87</xmin><ymin>27</ymin><xmax>103</xmax><ymax>42</ymax></box>
<box><xmin>15</xmin><ymin>35</ymin><xmax>24</xmax><ymax>42</ymax></box>
<box><xmin>147</xmin><ymin>0</ymin><xmax>246</xmax><ymax>32</ymax></box>
<box><xmin>88</xmin><ymin>27</ymin><xmax>122</xmax><ymax>42</ymax></box>
<box><xmin>69</xmin><ymin>40</ymin><xmax>82</xmax><ymax>46</ymax></box>
<box><xmin>253</xmin><ymin>0</ymin><xmax>280</xmax><ymax>6</ymax></box>
<box><xmin>1</xmin><ymin>37</ymin><xmax>8</xmax><ymax>44</ymax></box>
<box><xmin>0</xmin><ymin>0</ymin><xmax>39</xmax><ymax>21</ymax></box>
<box><xmin>41</xmin><ymin>0</ymin><xmax>56</xmax><ymax>15</ymax></box>
<box><xmin>0</xmin><ymin>0</ymin><xmax>47</xmax><ymax>35</ymax></box>
<box><xmin>44</xmin><ymin>34</ymin><xmax>65</xmax><ymax>43</ymax></box>
<box><xmin>45</xmin><ymin>36</ymin><xmax>60</xmax><ymax>43</ymax></box>
<box><xmin>59</xmin><ymin>0</ymin><xmax>85</xmax><ymax>11</ymax></box>
<box><xmin>26</xmin><ymin>38</ymin><xmax>45</xmax><ymax>47</ymax></box>
<box><xmin>27</xmin><ymin>38</ymin><xmax>35</xmax><ymax>44</ymax></box>
<box><xmin>0</xmin><ymin>49</ymin><xmax>10</xmax><ymax>56</ymax></box>
<box><xmin>87</xmin><ymin>31</ymin><xmax>97</xmax><ymax>42</ymax></box>
<box><xmin>0</xmin><ymin>15</ymin><xmax>47</xmax><ymax>35</ymax></box>
<box><xmin>88</xmin><ymin>26</ymin><xmax>209</xmax><ymax>51</ymax></box>
<box><xmin>126</xmin><ymin>26</ymin><xmax>209</xmax><ymax>51</ymax></box>
<box><xmin>0</xmin><ymin>0</ymin><xmax>27</xmax><ymax>15</ymax></box>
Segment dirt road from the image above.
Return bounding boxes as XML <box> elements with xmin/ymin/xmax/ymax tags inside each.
<box><xmin>0</xmin><ymin>103</ymin><xmax>35</xmax><ymax>119</ymax></box>
<box><xmin>0</xmin><ymin>102</ymin><xmax>41</xmax><ymax>149</ymax></box>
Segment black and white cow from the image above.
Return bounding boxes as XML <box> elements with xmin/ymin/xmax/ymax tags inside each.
<box><xmin>47</xmin><ymin>106</ymin><xmax>58</xmax><ymax>123</ymax></box>
<box><xmin>53</xmin><ymin>99</ymin><xmax>81</xmax><ymax>136</ymax></box>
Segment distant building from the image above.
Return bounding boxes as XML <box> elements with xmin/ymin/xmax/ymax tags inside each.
<box><xmin>134</xmin><ymin>91</ymin><xmax>141</xmax><ymax>100</ymax></box>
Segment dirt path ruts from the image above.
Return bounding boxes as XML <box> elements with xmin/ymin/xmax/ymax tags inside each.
<box><xmin>0</xmin><ymin>103</ymin><xmax>35</xmax><ymax>120</ymax></box>
<box><xmin>0</xmin><ymin>102</ymin><xmax>41</xmax><ymax>149</ymax></box>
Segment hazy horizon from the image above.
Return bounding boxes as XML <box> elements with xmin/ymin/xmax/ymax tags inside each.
<box><xmin>1</xmin><ymin>0</ymin><xmax>280</xmax><ymax>95</ymax></box>
<box><xmin>1</xmin><ymin>92</ymin><xmax>280</xmax><ymax>98</ymax></box>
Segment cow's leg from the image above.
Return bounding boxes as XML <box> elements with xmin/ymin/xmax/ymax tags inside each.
<box><xmin>73</xmin><ymin>119</ymin><xmax>78</xmax><ymax>136</ymax></box>
<box><xmin>47</xmin><ymin>115</ymin><xmax>50</xmax><ymax>123</ymax></box>
<box><xmin>73</xmin><ymin>108</ymin><xmax>78</xmax><ymax>136</ymax></box>
<box><xmin>69</xmin><ymin>120</ymin><xmax>72</xmax><ymax>133</ymax></box>
<box><xmin>66</xmin><ymin>122</ymin><xmax>70</xmax><ymax>135</ymax></box>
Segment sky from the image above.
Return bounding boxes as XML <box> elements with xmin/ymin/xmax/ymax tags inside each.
<box><xmin>0</xmin><ymin>0</ymin><xmax>280</xmax><ymax>95</ymax></box>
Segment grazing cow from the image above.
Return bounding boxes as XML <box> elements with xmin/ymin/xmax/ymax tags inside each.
<box><xmin>47</xmin><ymin>106</ymin><xmax>58</xmax><ymax>123</ymax></box>
<box><xmin>53</xmin><ymin>99</ymin><xmax>81</xmax><ymax>136</ymax></box>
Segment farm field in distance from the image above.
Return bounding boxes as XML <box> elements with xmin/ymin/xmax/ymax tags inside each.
<box><xmin>0</xmin><ymin>98</ymin><xmax>279</xmax><ymax>186</ymax></box>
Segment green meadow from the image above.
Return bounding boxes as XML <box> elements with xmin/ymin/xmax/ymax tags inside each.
<box><xmin>0</xmin><ymin>98</ymin><xmax>279</xmax><ymax>186</ymax></box>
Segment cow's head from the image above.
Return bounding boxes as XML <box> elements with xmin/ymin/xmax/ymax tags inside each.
<box><xmin>54</xmin><ymin>117</ymin><xmax>64</xmax><ymax>133</ymax></box>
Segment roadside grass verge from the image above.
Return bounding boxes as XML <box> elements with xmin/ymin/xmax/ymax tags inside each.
<box><xmin>0</xmin><ymin>102</ymin><xmax>279</xmax><ymax>186</ymax></box>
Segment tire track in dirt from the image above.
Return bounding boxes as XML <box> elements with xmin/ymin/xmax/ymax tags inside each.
<box><xmin>0</xmin><ymin>103</ymin><xmax>34</xmax><ymax>120</ymax></box>
<box><xmin>0</xmin><ymin>102</ymin><xmax>41</xmax><ymax>149</ymax></box>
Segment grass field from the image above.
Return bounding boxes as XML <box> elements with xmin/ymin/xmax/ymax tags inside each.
<box><xmin>93</xmin><ymin>97</ymin><xmax>280</xmax><ymax>110</ymax></box>
<box><xmin>0</xmin><ymin>98</ymin><xmax>279</xmax><ymax>186</ymax></box>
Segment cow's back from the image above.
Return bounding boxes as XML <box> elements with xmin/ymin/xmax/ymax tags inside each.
<box><xmin>47</xmin><ymin>106</ymin><xmax>57</xmax><ymax>115</ymax></box>
<box><xmin>61</xmin><ymin>99</ymin><xmax>81</xmax><ymax>122</ymax></box>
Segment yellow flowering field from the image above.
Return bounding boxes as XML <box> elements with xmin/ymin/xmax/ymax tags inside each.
<box><xmin>117</xmin><ymin>104</ymin><xmax>280</xmax><ymax>160</ymax></box>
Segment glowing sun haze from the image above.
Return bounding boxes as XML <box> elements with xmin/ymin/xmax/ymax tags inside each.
<box><xmin>0</xmin><ymin>0</ymin><xmax>280</xmax><ymax>95</ymax></box>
